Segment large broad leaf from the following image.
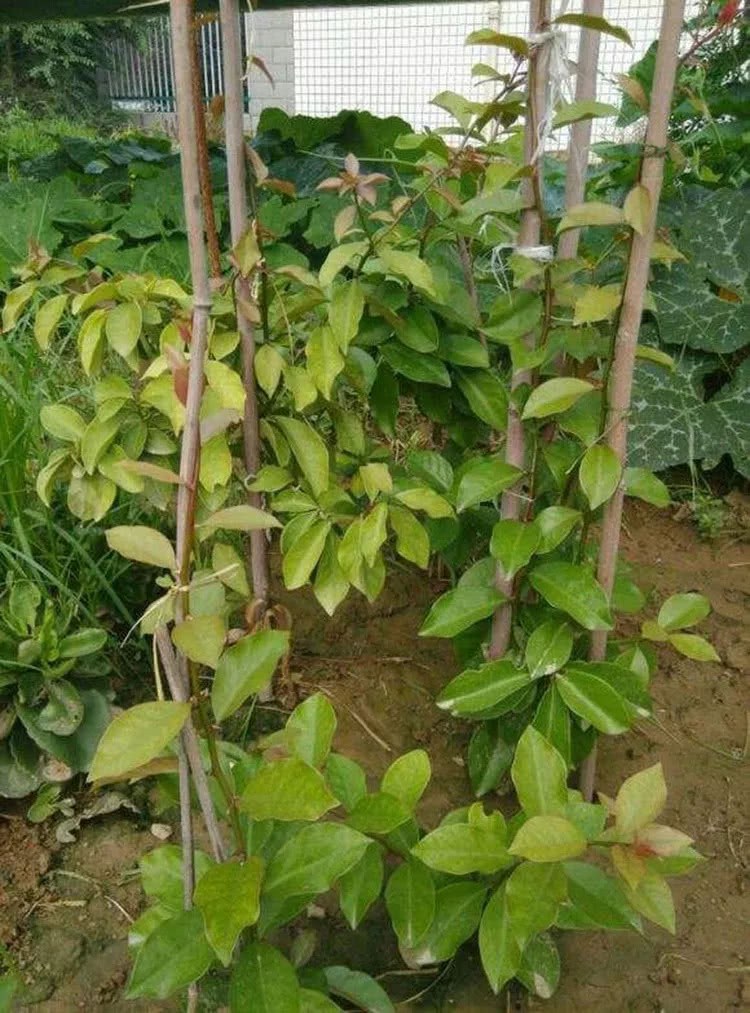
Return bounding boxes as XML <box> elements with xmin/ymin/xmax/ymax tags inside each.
<box><xmin>140</xmin><ymin>845</ymin><xmax>213</xmax><ymax>912</ymax></box>
<box><xmin>467</xmin><ymin>722</ymin><xmax>515</xmax><ymax>798</ymax></box>
<box><xmin>532</xmin><ymin>686</ymin><xmax>572</xmax><ymax>767</ymax></box>
<box><xmin>263</xmin><ymin>823</ymin><xmax>370</xmax><ymax>901</ymax></box>
<box><xmin>240</xmin><ymin>757</ymin><xmax>338</xmax><ymax>822</ymax></box>
<box><xmin>105</xmin><ymin>525</ymin><xmax>176</xmax><ymax>570</ymax></box>
<box><xmin>127</xmin><ymin>909</ymin><xmax>214</xmax><ymax>999</ymax></box>
<box><xmin>455</xmin><ymin>370</ymin><xmax>509</xmax><ymax>429</ymax></box>
<box><xmin>413</xmin><ymin>822</ymin><xmax>511</xmax><ymax>875</ymax></box>
<box><xmin>419</xmin><ymin>586</ymin><xmax>505</xmax><ymax>638</ymax></box>
<box><xmin>456</xmin><ymin>459</ymin><xmax>522</xmax><ymax>512</ymax></box>
<box><xmin>534</xmin><ymin>506</ymin><xmax>582</xmax><ymax>553</ymax></box>
<box><xmin>652</xmin><ymin>259</ymin><xmax>749</xmax><ymax>354</ymax></box>
<box><xmin>505</xmin><ymin>861</ymin><xmax>567</xmax><ymax>946</ymax></box>
<box><xmin>516</xmin><ymin>935</ymin><xmax>561</xmax><ymax>1000</ymax></box>
<box><xmin>88</xmin><ymin>701</ymin><xmax>190</xmax><ymax>783</ymax></box>
<box><xmin>558</xmin><ymin>861</ymin><xmax>641</xmax><ymax>931</ymax></box>
<box><xmin>381</xmin><ymin>750</ymin><xmax>431</xmax><ymax>809</ymax></box>
<box><xmin>509</xmin><ymin>815</ymin><xmax>587</xmax><ymax>862</ymax></box>
<box><xmin>490</xmin><ymin>519</ymin><xmax>540</xmax><ymax>579</ymax></box>
<box><xmin>325</xmin><ymin>753</ymin><xmax>367</xmax><ymax>812</ymax></box>
<box><xmin>324</xmin><ymin>966</ymin><xmax>394</xmax><ymax>1013</ymax></box>
<box><xmin>229</xmin><ymin>942</ymin><xmax>301</xmax><ymax>1013</ymax></box>
<box><xmin>198</xmin><ymin>504</ymin><xmax>281</xmax><ymax>533</ymax></box>
<box><xmin>407</xmin><ymin>883</ymin><xmax>486</xmax><ymax>965</ymax></box>
<box><xmin>478</xmin><ymin>883</ymin><xmax>521</xmax><ymax>995</ymax></box>
<box><xmin>529</xmin><ymin>562</ymin><xmax>613</xmax><ymax>631</ymax></box>
<box><xmin>194</xmin><ymin>858</ymin><xmax>264</xmax><ymax>965</ymax></box>
<box><xmin>579</xmin><ymin>445</ymin><xmax>622</xmax><ymax>511</ymax></box>
<box><xmin>339</xmin><ymin>844</ymin><xmax>383</xmax><ymax>930</ymax></box>
<box><xmin>556</xmin><ymin>669</ymin><xmax>632</xmax><ymax>734</ymax></box>
<box><xmin>171</xmin><ymin>615</ymin><xmax>225</xmax><ymax>669</ymax></box>
<box><xmin>379</xmin><ymin>246</ymin><xmax>438</xmax><ymax>298</ymax></box>
<box><xmin>522</xmin><ymin>378</ymin><xmax>594</xmax><ymax>419</ymax></box>
<box><xmin>436</xmin><ymin>660</ymin><xmax>531</xmax><ymax>716</ymax></box>
<box><xmin>380</xmin><ymin>341</ymin><xmax>450</xmax><ymax>387</ymax></box>
<box><xmin>525</xmin><ymin>621</ymin><xmax>573</xmax><ymax>679</ymax></box>
<box><xmin>273</xmin><ymin>417</ymin><xmax>330</xmax><ymax>497</ymax></box>
<box><xmin>657</xmin><ymin>592</ymin><xmax>710</xmax><ymax>632</ymax></box>
<box><xmin>614</xmin><ymin>763</ymin><xmax>666</xmax><ymax>838</ymax></box>
<box><xmin>347</xmin><ymin>791</ymin><xmax>411</xmax><ymax>834</ymax></box>
<box><xmin>511</xmin><ymin>726</ymin><xmax>568</xmax><ymax>817</ymax></box>
<box><xmin>287</xmin><ymin>692</ymin><xmax>337</xmax><ymax>767</ymax></box>
<box><xmin>385</xmin><ymin>858</ymin><xmax>436</xmax><ymax>948</ymax></box>
<box><xmin>212</xmin><ymin>630</ymin><xmax>290</xmax><ymax>721</ymax></box>
<box><xmin>283</xmin><ymin>519</ymin><xmax>331</xmax><ymax>590</ymax></box>
<box><xmin>624</xmin><ymin>873</ymin><xmax>675</xmax><ymax>934</ymax></box>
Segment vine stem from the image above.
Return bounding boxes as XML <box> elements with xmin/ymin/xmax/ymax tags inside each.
<box><xmin>488</xmin><ymin>0</ymin><xmax>549</xmax><ymax>660</ymax></box>
<box><xmin>219</xmin><ymin>0</ymin><xmax>270</xmax><ymax>608</ymax></box>
<box><xmin>580</xmin><ymin>0</ymin><xmax>687</xmax><ymax>801</ymax></box>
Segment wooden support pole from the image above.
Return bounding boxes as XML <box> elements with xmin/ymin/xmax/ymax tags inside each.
<box><xmin>580</xmin><ymin>0</ymin><xmax>687</xmax><ymax>801</ymax></box>
<box><xmin>218</xmin><ymin>0</ymin><xmax>270</xmax><ymax>608</ymax></box>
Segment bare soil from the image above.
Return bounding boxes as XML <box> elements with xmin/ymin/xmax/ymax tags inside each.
<box><xmin>2</xmin><ymin>502</ymin><xmax>748</xmax><ymax>1012</ymax></box>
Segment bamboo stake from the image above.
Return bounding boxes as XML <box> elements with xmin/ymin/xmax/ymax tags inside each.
<box><xmin>557</xmin><ymin>0</ymin><xmax>604</xmax><ymax>263</ymax></box>
<box><xmin>190</xmin><ymin>5</ymin><xmax>222</xmax><ymax>281</ymax></box>
<box><xmin>218</xmin><ymin>0</ymin><xmax>270</xmax><ymax>608</ymax></box>
<box><xmin>489</xmin><ymin>0</ymin><xmax>549</xmax><ymax>660</ymax></box>
<box><xmin>580</xmin><ymin>0</ymin><xmax>687</xmax><ymax>801</ymax></box>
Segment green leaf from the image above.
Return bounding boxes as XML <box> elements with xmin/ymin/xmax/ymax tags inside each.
<box><xmin>624</xmin><ymin>873</ymin><xmax>675</xmax><ymax>933</ymax></box>
<box><xmin>140</xmin><ymin>845</ymin><xmax>213</xmax><ymax>912</ymax></box>
<box><xmin>81</xmin><ymin>415</ymin><xmax>122</xmax><ymax>474</ymax></box>
<box><xmin>339</xmin><ymin>844</ymin><xmax>383</xmax><ymax>930</ymax></box>
<box><xmin>522</xmin><ymin>378</ymin><xmax>594</xmax><ymax>420</ymax></box>
<box><xmin>412</xmin><ymin>822</ymin><xmax>510</xmax><ymax>875</ymax></box>
<box><xmin>438</xmin><ymin>331</ymin><xmax>488</xmax><ymax>367</ymax></box>
<box><xmin>506</xmin><ymin>861</ymin><xmax>567</xmax><ymax>945</ymax></box>
<box><xmin>525</xmin><ymin>621</ymin><xmax>573</xmax><ymax>679</ymax></box>
<box><xmin>40</xmin><ymin>404</ymin><xmax>86</xmax><ymax>443</ymax></box>
<box><xmin>106</xmin><ymin>302</ymin><xmax>142</xmax><ymax>358</ymax></box>
<box><xmin>307</xmin><ymin>325</ymin><xmax>345</xmax><ymax>400</ymax></box>
<box><xmin>467</xmin><ymin>722</ymin><xmax>514</xmax><ymax>798</ymax></box>
<box><xmin>615</xmin><ymin>763</ymin><xmax>667</xmax><ymax>838</ymax></box>
<box><xmin>529</xmin><ymin>562</ymin><xmax>613</xmax><ymax>631</ymax></box>
<box><xmin>420</xmin><ymin>587</ymin><xmax>504</xmax><ymax>638</ymax></box>
<box><xmin>552</xmin><ymin>99</ymin><xmax>619</xmax><ymax>128</ymax></box>
<box><xmin>127</xmin><ymin>909</ymin><xmax>213</xmax><ymax>998</ymax></box>
<box><xmin>396</xmin><ymin>305</ymin><xmax>439</xmax><ymax>352</ymax></box>
<box><xmin>34</xmin><ymin>292</ymin><xmax>68</xmax><ymax>351</ymax></box>
<box><xmin>360</xmin><ymin>502</ymin><xmax>388</xmax><ymax>567</ymax></box>
<box><xmin>198</xmin><ymin>504</ymin><xmax>281</xmax><ymax>533</ymax></box>
<box><xmin>232</xmin><ymin>227</ymin><xmax>262</xmax><ymax>275</ymax></box>
<box><xmin>325</xmin><ymin>753</ymin><xmax>367</xmax><ymax>812</ymax></box>
<box><xmin>263</xmin><ymin>823</ymin><xmax>369</xmax><ymax>901</ymax></box>
<box><xmin>554</xmin><ymin>12</ymin><xmax>633</xmax><ymax>45</ymax></box>
<box><xmin>511</xmin><ymin>726</ymin><xmax>568</xmax><ymax>817</ymax></box>
<box><xmin>456</xmin><ymin>459</ymin><xmax>521</xmax><ymax>511</ymax></box>
<box><xmin>579</xmin><ymin>445</ymin><xmax>622</xmax><ymax>511</ymax></box>
<box><xmin>389</xmin><ymin>506</ymin><xmax>430</xmax><ymax>569</ymax></box>
<box><xmin>314</xmin><ymin>532</ymin><xmax>350</xmax><ymax>616</ymax></box>
<box><xmin>509</xmin><ymin>815</ymin><xmax>587</xmax><ymax>862</ymax></box>
<box><xmin>300</xmin><ymin>989</ymin><xmax>340</xmax><ymax>1012</ymax></box>
<box><xmin>379</xmin><ymin>247</ymin><xmax>437</xmax><ymax>298</ymax></box>
<box><xmin>229</xmin><ymin>942</ymin><xmax>300</xmax><ymax>1013</ymax></box>
<box><xmin>212</xmin><ymin>542</ymin><xmax>251</xmax><ymax>597</ymax></box>
<box><xmin>329</xmin><ymin>279</ymin><xmax>365</xmax><ymax>351</ymax></box>
<box><xmin>255</xmin><ymin>344</ymin><xmax>285</xmax><ymax>397</ymax></box>
<box><xmin>319</xmin><ymin>241</ymin><xmax>368</xmax><ymax>288</ymax></box>
<box><xmin>194</xmin><ymin>858</ymin><xmax>263</xmax><ymax>965</ymax></box>
<box><xmin>395</xmin><ymin>487</ymin><xmax>453</xmax><ymax>519</ymax></box>
<box><xmin>381</xmin><ymin>750</ymin><xmax>431</xmax><ymax>809</ymax></box>
<box><xmin>560</xmin><ymin>861</ymin><xmax>641</xmax><ymax>931</ymax></box>
<box><xmin>380</xmin><ymin>342</ymin><xmax>450</xmax><ymax>387</ymax></box>
<box><xmin>370</xmin><ymin>363</ymin><xmax>399</xmax><ymax>436</ymax></box>
<box><xmin>347</xmin><ymin>792</ymin><xmax>411</xmax><ymax>835</ymax></box>
<box><xmin>623</xmin><ymin>467</ymin><xmax>670</xmax><ymax>508</ymax></box>
<box><xmin>557</xmin><ymin>202</ymin><xmax>624</xmax><ymax>233</ymax></box>
<box><xmin>2</xmin><ymin>279</ymin><xmax>38</xmax><ymax>331</ymax></box>
<box><xmin>532</xmin><ymin>686</ymin><xmax>572</xmax><ymax>767</ymax></box>
<box><xmin>212</xmin><ymin>630</ymin><xmax>289</xmax><ymax>721</ymax></box>
<box><xmin>478</xmin><ymin>883</ymin><xmax>521</xmax><ymax>995</ymax></box>
<box><xmin>287</xmin><ymin>692</ymin><xmax>337</xmax><ymax>767</ymax></box>
<box><xmin>657</xmin><ymin>593</ymin><xmax>711</xmax><ymax>632</ymax></box>
<box><xmin>455</xmin><ymin>370</ymin><xmax>509</xmax><ymax>430</ymax></box>
<box><xmin>516</xmin><ymin>934</ymin><xmax>560</xmax><ymax>999</ymax></box>
<box><xmin>58</xmin><ymin>627</ymin><xmax>107</xmax><ymax>658</ymax></box>
<box><xmin>89</xmin><ymin>701</ymin><xmax>190</xmax><ymax>783</ymax></box>
<box><xmin>465</xmin><ymin>27</ymin><xmax>528</xmax><ymax>56</ymax></box>
<box><xmin>240</xmin><ymin>757</ymin><xmax>338</xmax><ymax>822</ymax></box>
<box><xmin>105</xmin><ymin>525</ymin><xmax>176</xmax><ymax>570</ymax></box>
<box><xmin>408</xmin><ymin>883</ymin><xmax>486</xmax><ymax>964</ymax></box>
<box><xmin>273</xmin><ymin>417</ymin><xmax>330</xmax><ymax>498</ymax></box>
<box><xmin>668</xmin><ymin>633</ymin><xmax>720</xmax><ymax>661</ymax></box>
<box><xmin>556</xmin><ymin>669</ymin><xmax>632</xmax><ymax>734</ymax></box>
<box><xmin>172</xmin><ymin>615</ymin><xmax>225</xmax><ymax>669</ymax></box>
<box><xmin>324</xmin><ymin>966</ymin><xmax>394</xmax><ymax>1013</ymax></box>
<box><xmin>385</xmin><ymin>858</ymin><xmax>436</xmax><ymax>947</ymax></box>
<box><xmin>283</xmin><ymin>519</ymin><xmax>331</xmax><ymax>590</ymax></box>
<box><xmin>490</xmin><ymin>519</ymin><xmax>540</xmax><ymax>579</ymax></box>
<box><xmin>534</xmin><ymin>507</ymin><xmax>582</xmax><ymax>553</ymax></box>
<box><xmin>436</xmin><ymin>660</ymin><xmax>531</xmax><ymax>716</ymax></box>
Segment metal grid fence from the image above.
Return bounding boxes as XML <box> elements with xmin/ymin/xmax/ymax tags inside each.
<box><xmin>103</xmin><ymin>1</ymin><xmax>701</xmax><ymax>146</ymax></box>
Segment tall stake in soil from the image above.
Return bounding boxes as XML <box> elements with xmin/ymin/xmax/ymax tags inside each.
<box><xmin>489</xmin><ymin>0</ymin><xmax>549</xmax><ymax>660</ymax></box>
<box><xmin>557</xmin><ymin>0</ymin><xmax>604</xmax><ymax>263</ymax></box>
<box><xmin>580</xmin><ymin>0</ymin><xmax>687</xmax><ymax>801</ymax></box>
<box><xmin>218</xmin><ymin>0</ymin><xmax>270</xmax><ymax>608</ymax></box>
<box><xmin>189</xmin><ymin>5</ymin><xmax>222</xmax><ymax>281</ymax></box>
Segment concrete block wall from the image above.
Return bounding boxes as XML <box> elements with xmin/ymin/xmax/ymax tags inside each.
<box><xmin>246</xmin><ymin>10</ymin><xmax>295</xmax><ymax>126</ymax></box>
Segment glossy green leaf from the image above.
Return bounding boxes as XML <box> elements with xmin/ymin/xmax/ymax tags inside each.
<box><xmin>379</xmin><ymin>247</ymin><xmax>437</xmax><ymax>298</ymax></box>
<box><xmin>552</xmin><ymin>99</ymin><xmax>619</xmax><ymax>128</ymax></box>
<box><xmin>490</xmin><ymin>519</ymin><xmax>540</xmax><ymax>579</ymax></box>
<box><xmin>657</xmin><ymin>593</ymin><xmax>711</xmax><ymax>632</ymax></box>
<box><xmin>456</xmin><ymin>459</ymin><xmax>522</xmax><ymax>511</ymax></box>
<box><xmin>396</xmin><ymin>305</ymin><xmax>439</xmax><ymax>352</ymax></box>
<box><xmin>388</xmin><ymin>505</ymin><xmax>430</xmax><ymax>569</ymax></box>
<box><xmin>274</xmin><ymin>417</ymin><xmax>330</xmax><ymax>498</ymax></box>
<box><xmin>240</xmin><ymin>758</ymin><xmax>338</xmax><ymax>822</ymax></box>
<box><xmin>557</xmin><ymin>668</ymin><xmax>632</xmax><ymax>734</ymax></box>
<box><xmin>557</xmin><ymin>202</ymin><xmax>625</xmax><ymax>234</ymax></box>
<box><xmin>517</xmin><ymin>934</ymin><xmax>561</xmax><ymax>999</ymax></box>
<box><xmin>88</xmin><ymin>701</ymin><xmax>190</xmax><ymax>783</ymax></box>
<box><xmin>194</xmin><ymin>858</ymin><xmax>263</xmax><ymax>965</ymax></box>
<box><xmin>509</xmin><ymin>815</ymin><xmax>587</xmax><ymax>862</ymax></box>
<box><xmin>324</xmin><ymin>966</ymin><xmax>394</xmax><ymax>1013</ymax></box>
<box><xmin>263</xmin><ymin>823</ymin><xmax>369</xmax><ymax>901</ymax></box>
<box><xmin>420</xmin><ymin>587</ymin><xmax>504</xmax><ymax>638</ymax></box>
<box><xmin>319</xmin><ymin>241</ymin><xmax>368</xmax><ymax>288</ymax></box>
<box><xmin>212</xmin><ymin>630</ymin><xmax>290</xmax><ymax>721</ymax></box>
<box><xmin>380</xmin><ymin>342</ymin><xmax>450</xmax><ymax>387</ymax></box>
<box><xmin>283</xmin><ymin>519</ymin><xmax>331</xmax><ymax>590</ymax></box>
<box><xmin>381</xmin><ymin>749</ymin><xmax>431</xmax><ymax>809</ymax></box>
<box><xmin>525</xmin><ymin>621</ymin><xmax>573</xmax><ymax>679</ymax></box>
<box><xmin>668</xmin><ymin>632</ymin><xmax>720</xmax><ymax>661</ymax></box>
<box><xmin>529</xmin><ymin>562</ymin><xmax>613</xmax><ymax>631</ymax></box>
<box><xmin>34</xmin><ymin>292</ymin><xmax>68</xmax><ymax>351</ymax></box>
<box><xmin>559</xmin><ymin>861</ymin><xmax>642</xmax><ymax>931</ymax></box>
<box><xmin>436</xmin><ymin>660</ymin><xmax>531</xmax><ymax>716</ymax></box>
<box><xmin>347</xmin><ymin>791</ymin><xmax>411</xmax><ymax>834</ymax></box>
<box><xmin>511</xmin><ymin>726</ymin><xmax>568</xmax><ymax>817</ymax></box>
<box><xmin>395</xmin><ymin>486</ymin><xmax>453</xmax><ymax>518</ymax></box>
<box><xmin>339</xmin><ymin>844</ymin><xmax>383</xmax><ymax>930</ymax></box>
<box><xmin>522</xmin><ymin>378</ymin><xmax>594</xmax><ymax>419</ymax></box>
<box><xmin>229</xmin><ymin>942</ymin><xmax>300</xmax><ymax>1013</ymax></box>
<box><xmin>412</xmin><ymin>822</ymin><xmax>511</xmax><ymax>875</ymax></box>
<box><xmin>307</xmin><ymin>325</ymin><xmax>345</xmax><ymax>399</ymax></box>
<box><xmin>140</xmin><ymin>845</ymin><xmax>213</xmax><ymax>912</ymax></box>
<box><xmin>127</xmin><ymin>908</ymin><xmax>213</xmax><ymax>999</ymax></box>
<box><xmin>505</xmin><ymin>861</ymin><xmax>567</xmax><ymax>945</ymax></box>
<box><xmin>579</xmin><ymin>445</ymin><xmax>622</xmax><ymax>511</ymax></box>
<box><xmin>623</xmin><ymin>467</ymin><xmax>670</xmax><ymax>507</ymax></box>
<box><xmin>287</xmin><ymin>692</ymin><xmax>337</xmax><ymax>768</ymax></box>
<box><xmin>534</xmin><ymin>506</ymin><xmax>582</xmax><ymax>553</ymax></box>
<box><xmin>478</xmin><ymin>883</ymin><xmax>520</xmax><ymax>995</ymax></box>
<box><xmin>328</xmin><ymin>279</ymin><xmax>364</xmax><ymax>351</ymax></box>
<box><xmin>624</xmin><ymin>873</ymin><xmax>675</xmax><ymax>933</ymax></box>
<box><xmin>255</xmin><ymin>344</ymin><xmax>285</xmax><ymax>397</ymax></box>
<box><xmin>532</xmin><ymin>686</ymin><xmax>572</xmax><ymax>767</ymax></box>
<box><xmin>408</xmin><ymin>883</ymin><xmax>486</xmax><ymax>964</ymax></box>
<box><xmin>314</xmin><ymin>532</ymin><xmax>350</xmax><ymax>616</ymax></box>
<box><xmin>467</xmin><ymin>722</ymin><xmax>514</xmax><ymax>798</ymax></box>
<box><xmin>455</xmin><ymin>370</ymin><xmax>508</xmax><ymax>429</ymax></box>
<box><xmin>385</xmin><ymin>858</ymin><xmax>436</xmax><ymax>947</ymax></box>
<box><xmin>325</xmin><ymin>753</ymin><xmax>367</xmax><ymax>812</ymax></box>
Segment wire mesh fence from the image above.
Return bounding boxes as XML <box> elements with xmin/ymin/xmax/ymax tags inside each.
<box><xmin>102</xmin><ymin>1</ymin><xmax>701</xmax><ymax>146</ymax></box>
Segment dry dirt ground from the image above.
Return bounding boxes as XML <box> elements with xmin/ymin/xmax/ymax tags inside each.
<box><xmin>1</xmin><ymin>502</ymin><xmax>748</xmax><ymax>1012</ymax></box>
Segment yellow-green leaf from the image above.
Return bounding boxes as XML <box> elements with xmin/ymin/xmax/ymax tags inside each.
<box><xmin>172</xmin><ymin>615</ymin><xmax>225</xmax><ymax>669</ymax></box>
<box><xmin>106</xmin><ymin>302</ymin><xmax>142</xmax><ymax>358</ymax></box>
<box><xmin>88</xmin><ymin>701</ymin><xmax>190</xmax><ymax>782</ymax></box>
<box><xmin>34</xmin><ymin>293</ymin><xmax>68</xmax><ymax>350</ymax></box>
<box><xmin>105</xmin><ymin>525</ymin><xmax>176</xmax><ymax>570</ymax></box>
